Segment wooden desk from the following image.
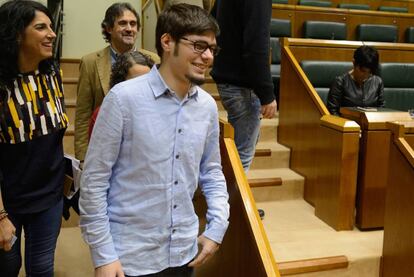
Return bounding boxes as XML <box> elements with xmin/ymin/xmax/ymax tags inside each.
<box><xmin>340</xmin><ymin>107</ymin><xmax>412</xmax><ymax>229</ymax></box>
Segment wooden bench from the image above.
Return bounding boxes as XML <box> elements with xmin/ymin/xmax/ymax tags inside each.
<box><xmin>272</xmin><ymin>4</ymin><xmax>414</xmax><ymax>43</ymax></box>
<box><xmin>278</xmin><ymin>38</ymin><xmax>414</xmax><ymax>230</ymax></box>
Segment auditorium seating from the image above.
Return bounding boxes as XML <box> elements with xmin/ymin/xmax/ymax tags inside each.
<box><xmin>272</xmin><ymin>0</ymin><xmax>288</xmax><ymax>4</ymax></box>
<box><xmin>303</xmin><ymin>21</ymin><xmax>347</xmax><ymax>40</ymax></box>
<box><xmin>299</xmin><ymin>61</ymin><xmax>414</xmax><ymax>112</ymax></box>
<box><xmin>406</xmin><ymin>26</ymin><xmax>414</xmax><ymax>42</ymax></box>
<box><xmin>378</xmin><ymin>6</ymin><xmax>408</xmax><ymax>13</ymax></box>
<box><xmin>270</xmin><ymin>18</ymin><xmax>291</xmax><ymax>103</ymax></box>
<box><xmin>337</xmin><ymin>3</ymin><xmax>369</xmax><ymax>10</ymax></box>
<box><xmin>299</xmin><ymin>61</ymin><xmax>352</xmax><ymax>103</ymax></box>
<box><xmin>356</xmin><ymin>24</ymin><xmax>398</xmax><ymax>42</ymax></box>
<box><xmin>380</xmin><ymin>63</ymin><xmax>414</xmax><ymax>111</ymax></box>
<box><xmin>299</xmin><ymin>0</ymin><xmax>332</xmax><ymax>7</ymax></box>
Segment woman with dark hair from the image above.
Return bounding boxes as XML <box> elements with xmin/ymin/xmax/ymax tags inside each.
<box><xmin>0</xmin><ymin>1</ymin><xmax>68</xmax><ymax>276</ymax></box>
<box><xmin>327</xmin><ymin>45</ymin><xmax>385</xmax><ymax>115</ymax></box>
<box><xmin>88</xmin><ymin>51</ymin><xmax>154</xmax><ymax>138</ymax></box>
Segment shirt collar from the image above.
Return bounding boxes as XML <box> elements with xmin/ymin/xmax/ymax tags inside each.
<box><xmin>148</xmin><ymin>66</ymin><xmax>199</xmax><ymax>100</ymax></box>
<box><xmin>109</xmin><ymin>46</ymin><xmax>137</xmax><ymax>64</ymax></box>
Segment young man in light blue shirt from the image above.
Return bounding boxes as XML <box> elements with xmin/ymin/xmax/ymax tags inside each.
<box><xmin>79</xmin><ymin>4</ymin><xmax>229</xmax><ymax>277</ymax></box>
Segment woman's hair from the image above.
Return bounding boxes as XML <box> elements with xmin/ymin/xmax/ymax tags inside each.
<box><xmin>353</xmin><ymin>46</ymin><xmax>380</xmax><ymax>75</ymax></box>
<box><xmin>0</xmin><ymin>0</ymin><xmax>56</xmax><ymax>87</ymax></box>
<box><xmin>110</xmin><ymin>51</ymin><xmax>154</xmax><ymax>88</ymax></box>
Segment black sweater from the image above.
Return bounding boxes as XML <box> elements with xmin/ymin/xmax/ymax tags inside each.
<box><xmin>211</xmin><ymin>0</ymin><xmax>275</xmax><ymax>105</ymax></box>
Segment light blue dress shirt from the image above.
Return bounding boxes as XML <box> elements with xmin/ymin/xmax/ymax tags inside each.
<box><xmin>79</xmin><ymin>66</ymin><xmax>229</xmax><ymax>276</ymax></box>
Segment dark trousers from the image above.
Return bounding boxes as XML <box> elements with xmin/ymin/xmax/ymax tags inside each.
<box><xmin>0</xmin><ymin>199</ymin><xmax>63</xmax><ymax>277</ymax></box>
<box><xmin>126</xmin><ymin>264</ymin><xmax>195</xmax><ymax>277</ymax></box>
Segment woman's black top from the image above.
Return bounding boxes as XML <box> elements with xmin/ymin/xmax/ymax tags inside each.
<box><xmin>0</xmin><ymin>69</ymin><xmax>68</xmax><ymax>214</ymax></box>
<box><xmin>327</xmin><ymin>72</ymin><xmax>385</xmax><ymax>115</ymax></box>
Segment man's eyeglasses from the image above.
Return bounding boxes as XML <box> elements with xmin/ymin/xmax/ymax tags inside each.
<box><xmin>180</xmin><ymin>37</ymin><xmax>221</xmax><ymax>56</ymax></box>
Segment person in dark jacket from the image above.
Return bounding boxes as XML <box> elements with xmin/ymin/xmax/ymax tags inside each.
<box><xmin>211</xmin><ymin>0</ymin><xmax>277</xmax><ymax>172</ymax></box>
<box><xmin>327</xmin><ymin>46</ymin><xmax>385</xmax><ymax>116</ymax></box>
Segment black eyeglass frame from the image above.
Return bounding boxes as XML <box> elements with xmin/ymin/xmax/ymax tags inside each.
<box><xmin>180</xmin><ymin>37</ymin><xmax>221</xmax><ymax>56</ymax></box>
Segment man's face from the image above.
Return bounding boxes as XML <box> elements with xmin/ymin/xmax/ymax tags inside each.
<box><xmin>168</xmin><ymin>31</ymin><xmax>216</xmax><ymax>86</ymax></box>
<box><xmin>107</xmin><ymin>10</ymin><xmax>138</xmax><ymax>53</ymax></box>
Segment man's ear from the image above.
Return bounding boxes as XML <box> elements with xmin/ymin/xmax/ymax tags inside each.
<box><xmin>160</xmin><ymin>33</ymin><xmax>174</xmax><ymax>53</ymax></box>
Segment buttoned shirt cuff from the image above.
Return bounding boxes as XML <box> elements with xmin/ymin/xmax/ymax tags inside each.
<box><xmin>202</xmin><ymin>221</ymin><xmax>229</xmax><ymax>244</ymax></box>
<box><xmin>90</xmin><ymin>242</ymin><xmax>119</xmax><ymax>268</ymax></box>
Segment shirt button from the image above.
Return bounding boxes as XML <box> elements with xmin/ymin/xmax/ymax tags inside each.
<box><xmin>173</xmin><ymin>205</ymin><xmax>177</xmax><ymax>209</ymax></box>
<box><xmin>175</xmin><ymin>154</ymin><xmax>179</xmax><ymax>159</ymax></box>
<box><xmin>174</xmin><ymin>181</ymin><xmax>178</xmax><ymax>185</ymax></box>
<box><xmin>172</xmin><ymin>229</ymin><xmax>176</xmax><ymax>233</ymax></box>
<box><xmin>178</xmin><ymin>129</ymin><xmax>182</xmax><ymax>134</ymax></box>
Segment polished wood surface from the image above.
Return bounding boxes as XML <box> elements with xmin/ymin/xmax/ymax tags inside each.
<box><xmin>281</xmin><ymin>38</ymin><xmax>414</xmax><ymax>63</ymax></box>
<box><xmin>340</xmin><ymin>108</ymin><xmax>412</xmax><ymax>229</ymax></box>
<box><xmin>278</xmin><ymin>45</ymin><xmax>360</xmax><ymax>230</ymax></box>
<box><xmin>382</xmin><ymin>122</ymin><xmax>414</xmax><ymax>277</ymax></box>
<box><xmin>272</xmin><ymin>4</ymin><xmax>414</xmax><ymax>42</ymax></box>
<box><xmin>278</xmin><ymin>255</ymin><xmax>348</xmax><ymax>276</ymax></box>
<box><xmin>196</xmin><ymin>120</ymin><xmax>280</xmax><ymax>276</ymax></box>
<box><xmin>276</xmin><ymin>0</ymin><xmax>414</xmax><ymax>12</ymax></box>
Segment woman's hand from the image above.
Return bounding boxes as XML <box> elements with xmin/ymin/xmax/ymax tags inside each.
<box><xmin>0</xmin><ymin>217</ymin><xmax>16</xmax><ymax>251</ymax></box>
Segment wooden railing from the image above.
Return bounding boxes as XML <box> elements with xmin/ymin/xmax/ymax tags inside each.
<box><xmin>382</xmin><ymin>121</ymin><xmax>414</xmax><ymax>276</ymax></box>
<box><xmin>272</xmin><ymin>4</ymin><xmax>414</xmax><ymax>43</ymax></box>
<box><xmin>278</xmin><ymin>38</ymin><xmax>361</xmax><ymax>230</ymax></box>
<box><xmin>195</xmin><ymin>119</ymin><xmax>280</xmax><ymax>277</ymax></box>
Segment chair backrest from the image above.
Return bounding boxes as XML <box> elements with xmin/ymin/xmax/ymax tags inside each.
<box><xmin>380</xmin><ymin>63</ymin><xmax>414</xmax><ymax>111</ymax></box>
<box><xmin>272</xmin><ymin>0</ymin><xmax>288</xmax><ymax>4</ymax></box>
<box><xmin>406</xmin><ymin>27</ymin><xmax>414</xmax><ymax>43</ymax></box>
<box><xmin>270</xmin><ymin>37</ymin><xmax>282</xmax><ymax>64</ymax></box>
<box><xmin>378</xmin><ymin>6</ymin><xmax>408</xmax><ymax>13</ymax></box>
<box><xmin>338</xmin><ymin>3</ymin><xmax>370</xmax><ymax>10</ymax></box>
<box><xmin>303</xmin><ymin>21</ymin><xmax>347</xmax><ymax>40</ymax></box>
<box><xmin>300</xmin><ymin>61</ymin><xmax>352</xmax><ymax>103</ymax></box>
<box><xmin>270</xmin><ymin>18</ymin><xmax>291</xmax><ymax>38</ymax></box>
<box><xmin>356</xmin><ymin>24</ymin><xmax>398</xmax><ymax>42</ymax></box>
<box><xmin>299</xmin><ymin>0</ymin><xmax>332</xmax><ymax>7</ymax></box>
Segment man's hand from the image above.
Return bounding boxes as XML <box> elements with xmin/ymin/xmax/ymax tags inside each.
<box><xmin>261</xmin><ymin>100</ymin><xmax>277</xmax><ymax>119</ymax></box>
<box><xmin>188</xmin><ymin>235</ymin><xmax>219</xmax><ymax>267</ymax></box>
<box><xmin>0</xmin><ymin>217</ymin><xmax>16</xmax><ymax>251</ymax></box>
<box><xmin>95</xmin><ymin>260</ymin><xmax>124</xmax><ymax>277</ymax></box>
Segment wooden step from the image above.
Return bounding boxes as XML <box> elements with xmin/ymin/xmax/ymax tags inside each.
<box><xmin>63</xmin><ymin>78</ymin><xmax>78</xmax><ymax>101</ymax></box>
<box><xmin>60</xmin><ymin>58</ymin><xmax>80</xmax><ymax>79</ymax></box>
<box><xmin>249</xmin><ymin>168</ymin><xmax>304</xmax><ymax>201</ymax></box>
<box><xmin>249</xmin><ymin>177</ymin><xmax>282</xmax><ymax>187</ymax></box>
<box><xmin>255</xmin><ymin>148</ymin><xmax>272</xmax><ymax>157</ymax></box>
<box><xmin>278</xmin><ymin>255</ymin><xmax>348</xmax><ymax>276</ymax></box>
<box><xmin>251</xmin><ymin>141</ymin><xmax>291</xmax><ymax>170</ymax></box>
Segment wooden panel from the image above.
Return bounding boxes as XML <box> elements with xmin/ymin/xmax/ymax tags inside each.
<box><xmin>195</xmin><ymin>122</ymin><xmax>280</xmax><ymax>276</ymax></box>
<box><xmin>278</xmin><ymin>45</ymin><xmax>360</xmax><ymax>230</ymax></box>
<box><xmin>339</xmin><ymin>108</ymin><xmax>412</xmax><ymax>229</ymax></box>
<box><xmin>382</xmin><ymin>122</ymin><xmax>414</xmax><ymax>277</ymax></box>
<box><xmin>283</xmin><ymin>38</ymin><xmax>414</xmax><ymax>63</ymax></box>
<box><xmin>356</xmin><ymin>130</ymin><xmax>391</xmax><ymax>229</ymax></box>
<box><xmin>272</xmin><ymin>5</ymin><xmax>414</xmax><ymax>42</ymax></box>
<box><xmin>315</xmin><ymin>123</ymin><xmax>359</xmax><ymax>230</ymax></box>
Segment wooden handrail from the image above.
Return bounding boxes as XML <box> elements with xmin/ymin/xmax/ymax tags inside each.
<box><xmin>196</xmin><ymin>119</ymin><xmax>280</xmax><ymax>276</ymax></box>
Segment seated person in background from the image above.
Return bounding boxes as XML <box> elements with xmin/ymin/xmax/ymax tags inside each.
<box><xmin>327</xmin><ymin>46</ymin><xmax>385</xmax><ymax>115</ymax></box>
<box><xmin>88</xmin><ymin>51</ymin><xmax>154</xmax><ymax>138</ymax></box>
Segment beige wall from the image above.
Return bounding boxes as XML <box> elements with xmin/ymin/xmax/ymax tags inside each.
<box><xmin>62</xmin><ymin>0</ymin><xmax>142</xmax><ymax>59</ymax></box>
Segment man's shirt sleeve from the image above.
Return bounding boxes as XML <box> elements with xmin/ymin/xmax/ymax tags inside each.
<box><xmin>199</xmin><ymin>104</ymin><xmax>230</xmax><ymax>244</ymax></box>
<box><xmin>79</xmin><ymin>91</ymin><xmax>123</xmax><ymax>268</ymax></box>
